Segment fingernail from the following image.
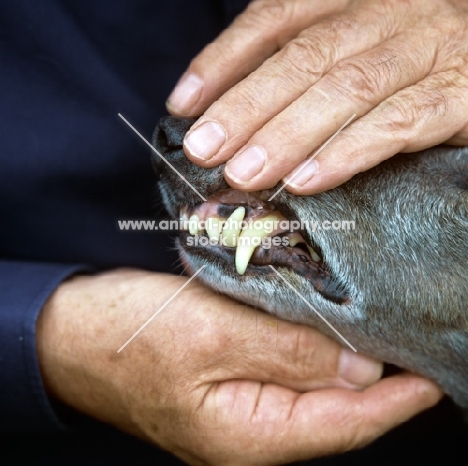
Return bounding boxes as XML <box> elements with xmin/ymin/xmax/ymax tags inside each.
<box><xmin>286</xmin><ymin>159</ymin><xmax>318</xmax><ymax>188</ymax></box>
<box><xmin>166</xmin><ymin>73</ymin><xmax>203</xmax><ymax>115</ymax></box>
<box><xmin>338</xmin><ymin>349</ymin><xmax>383</xmax><ymax>387</ymax></box>
<box><xmin>225</xmin><ymin>146</ymin><xmax>267</xmax><ymax>184</ymax></box>
<box><xmin>184</xmin><ymin>121</ymin><xmax>226</xmax><ymax>161</ymax></box>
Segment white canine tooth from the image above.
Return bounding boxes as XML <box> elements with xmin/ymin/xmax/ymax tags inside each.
<box><xmin>235</xmin><ymin>216</ymin><xmax>276</xmax><ymax>275</ymax></box>
<box><xmin>189</xmin><ymin>215</ymin><xmax>200</xmax><ymax>236</ymax></box>
<box><xmin>221</xmin><ymin>206</ymin><xmax>245</xmax><ymax>247</ymax></box>
<box><xmin>288</xmin><ymin>233</ymin><xmax>306</xmax><ymax>247</ymax></box>
<box><xmin>205</xmin><ymin>217</ymin><xmax>223</xmax><ymax>242</ymax></box>
<box><xmin>307</xmin><ymin>245</ymin><xmax>321</xmax><ymax>263</ymax></box>
<box><xmin>286</xmin><ymin>233</ymin><xmax>321</xmax><ymax>261</ymax></box>
<box><xmin>180</xmin><ymin>210</ymin><xmax>189</xmax><ymax>227</ymax></box>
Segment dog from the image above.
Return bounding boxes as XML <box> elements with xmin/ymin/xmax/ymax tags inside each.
<box><xmin>152</xmin><ymin>116</ymin><xmax>468</xmax><ymax>409</ymax></box>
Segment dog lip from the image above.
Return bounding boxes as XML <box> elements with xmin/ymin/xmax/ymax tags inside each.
<box><xmin>179</xmin><ymin>231</ymin><xmax>294</xmax><ymax>278</ymax></box>
<box><xmin>176</xmin><ymin>188</ymin><xmax>351</xmax><ymax>305</ymax></box>
<box><xmin>178</xmin><ymin>188</ymin><xmax>321</xmax><ymax>269</ymax></box>
<box><xmin>179</xmin><ymin>231</ymin><xmax>350</xmax><ymax>305</ymax></box>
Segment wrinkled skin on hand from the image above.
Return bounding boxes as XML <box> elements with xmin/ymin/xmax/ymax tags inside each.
<box><xmin>168</xmin><ymin>0</ymin><xmax>468</xmax><ymax>194</ymax></box>
<box><xmin>36</xmin><ymin>270</ymin><xmax>440</xmax><ymax>466</ymax></box>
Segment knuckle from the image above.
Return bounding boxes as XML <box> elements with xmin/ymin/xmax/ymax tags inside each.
<box><xmin>328</xmin><ymin>61</ymin><xmax>378</xmax><ymax>104</ymax></box>
<box><xmin>327</xmin><ymin>51</ymin><xmax>401</xmax><ymax>105</ymax></box>
<box><xmin>411</xmin><ymin>81</ymin><xmax>451</xmax><ymax>118</ymax></box>
<box><xmin>273</xmin><ymin>9</ymin><xmax>366</xmax><ymax>85</ymax></box>
<box><xmin>451</xmin><ymin>51</ymin><xmax>468</xmax><ymax>77</ymax></box>
<box><xmin>417</xmin><ymin>86</ymin><xmax>450</xmax><ymax>118</ymax></box>
<box><xmin>444</xmin><ymin>13</ymin><xmax>467</xmax><ymax>37</ymax></box>
<box><xmin>377</xmin><ymin>96</ymin><xmax>417</xmax><ymax>145</ymax></box>
<box><xmin>327</xmin><ymin>8</ymin><xmax>360</xmax><ymax>35</ymax></box>
<box><xmin>243</xmin><ymin>0</ymin><xmax>294</xmax><ymax>31</ymax></box>
<box><xmin>376</xmin><ymin>78</ymin><xmax>452</xmax><ymax>147</ymax></box>
<box><xmin>280</xmin><ymin>35</ymin><xmax>333</xmax><ymax>82</ymax></box>
<box><xmin>432</xmin><ymin>2</ymin><xmax>467</xmax><ymax>35</ymax></box>
<box><xmin>433</xmin><ymin>14</ymin><xmax>468</xmax><ymax>69</ymax></box>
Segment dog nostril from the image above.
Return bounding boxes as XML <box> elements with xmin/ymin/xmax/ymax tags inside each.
<box><xmin>155</xmin><ymin>116</ymin><xmax>197</xmax><ymax>148</ymax></box>
<box><xmin>151</xmin><ymin>116</ymin><xmax>198</xmax><ymax>176</ymax></box>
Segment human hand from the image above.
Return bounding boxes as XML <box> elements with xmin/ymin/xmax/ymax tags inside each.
<box><xmin>167</xmin><ymin>0</ymin><xmax>468</xmax><ymax>194</ymax></box>
<box><xmin>36</xmin><ymin>269</ymin><xmax>441</xmax><ymax>466</ymax></box>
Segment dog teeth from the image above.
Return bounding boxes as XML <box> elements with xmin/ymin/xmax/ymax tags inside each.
<box><xmin>183</xmin><ymin>202</ymin><xmax>322</xmax><ymax>272</ymax></box>
<box><xmin>287</xmin><ymin>233</ymin><xmax>305</xmax><ymax>247</ymax></box>
<box><xmin>189</xmin><ymin>215</ymin><xmax>201</xmax><ymax>236</ymax></box>
<box><xmin>205</xmin><ymin>217</ymin><xmax>223</xmax><ymax>242</ymax></box>
<box><xmin>235</xmin><ymin>214</ymin><xmax>279</xmax><ymax>275</ymax></box>
<box><xmin>307</xmin><ymin>245</ymin><xmax>321</xmax><ymax>263</ymax></box>
<box><xmin>288</xmin><ymin>233</ymin><xmax>321</xmax><ymax>262</ymax></box>
<box><xmin>221</xmin><ymin>206</ymin><xmax>245</xmax><ymax>247</ymax></box>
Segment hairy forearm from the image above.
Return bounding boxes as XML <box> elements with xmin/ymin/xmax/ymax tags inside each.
<box><xmin>36</xmin><ymin>270</ymin><xmax>183</xmax><ymax>437</ymax></box>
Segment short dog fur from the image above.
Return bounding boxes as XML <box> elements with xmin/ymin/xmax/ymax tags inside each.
<box><xmin>153</xmin><ymin>116</ymin><xmax>468</xmax><ymax>409</ymax></box>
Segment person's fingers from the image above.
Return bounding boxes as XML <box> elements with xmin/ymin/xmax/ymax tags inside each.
<box><xmin>195</xmin><ymin>300</ymin><xmax>383</xmax><ymax>391</ymax></box>
<box><xmin>166</xmin><ymin>0</ymin><xmax>350</xmax><ymax>117</ymax></box>
<box><xmin>182</xmin><ymin>2</ymin><xmax>402</xmax><ymax>170</ymax></box>
<box><xmin>109</xmin><ymin>275</ymin><xmax>380</xmax><ymax>392</ymax></box>
<box><xmin>284</xmin><ymin>69</ymin><xmax>468</xmax><ymax>194</ymax></box>
<box><xmin>223</xmin><ymin>33</ymin><xmax>437</xmax><ymax>190</ymax></box>
<box><xmin>281</xmin><ymin>373</ymin><xmax>443</xmax><ymax>460</ymax></box>
<box><xmin>199</xmin><ymin>373</ymin><xmax>442</xmax><ymax>465</ymax></box>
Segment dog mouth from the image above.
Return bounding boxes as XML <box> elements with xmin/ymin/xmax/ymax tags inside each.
<box><xmin>178</xmin><ymin>189</ymin><xmax>350</xmax><ymax>305</ymax></box>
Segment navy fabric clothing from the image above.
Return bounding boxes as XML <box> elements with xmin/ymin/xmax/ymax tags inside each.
<box><xmin>0</xmin><ymin>1</ymin><xmax>467</xmax><ymax>465</ymax></box>
<box><xmin>0</xmin><ymin>261</ymin><xmax>89</xmax><ymax>431</ymax></box>
<box><xmin>0</xmin><ymin>0</ymin><xmax>248</xmax><ymax>433</ymax></box>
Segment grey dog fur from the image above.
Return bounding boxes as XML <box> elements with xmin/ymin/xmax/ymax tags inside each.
<box><xmin>153</xmin><ymin>116</ymin><xmax>468</xmax><ymax>409</ymax></box>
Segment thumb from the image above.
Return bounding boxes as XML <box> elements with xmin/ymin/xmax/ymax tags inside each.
<box><xmin>212</xmin><ymin>305</ymin><xmax>383</xmax><ymax>391</ymax></box>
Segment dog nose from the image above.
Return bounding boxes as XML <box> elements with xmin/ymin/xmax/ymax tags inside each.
<box><xmin>151</xmin><ymin>116</ymin><xmax>197</xmax><ymax>176</ymax></box>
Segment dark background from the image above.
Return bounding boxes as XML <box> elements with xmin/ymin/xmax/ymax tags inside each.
<box><xmin>0</xmin><ymin>0</ymin><xmax>466</xmax><ymax>464</ymax></box>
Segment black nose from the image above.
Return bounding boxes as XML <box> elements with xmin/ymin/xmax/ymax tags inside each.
<box><xmin>151</xmin><ymin>116</ymin><xmax>196</xmax><ymax>176</ymax></box>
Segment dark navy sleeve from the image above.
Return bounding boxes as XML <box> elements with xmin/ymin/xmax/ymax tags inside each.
<box><xmin>0</xmin><ymin>0</ymin><xmax>249</xmax><ymax>434</ymax></box>
<box><xmin>0</xmin><ymin>261</ymin><xmax>89</xmax><ymax>431</ymax></box>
